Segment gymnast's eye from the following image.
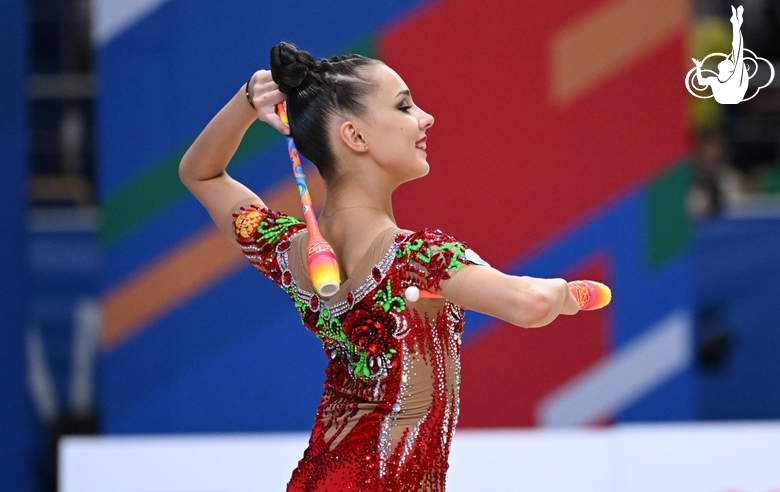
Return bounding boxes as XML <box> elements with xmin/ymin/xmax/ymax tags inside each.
<box><xmin>398</xmin><ymin>104</ymin><xmax>412</xmax><ymax>113</ymax></box>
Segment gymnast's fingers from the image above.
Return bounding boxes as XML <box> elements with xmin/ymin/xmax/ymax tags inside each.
<box><xmin>261</xmin><ymin>103</ymin><xmax>290</xmax><ymax>135</ymax></box>
<box><xmin>248</xmin><ymin>81</ymin><xmax>289</xmax><ymax>134</ymax></box>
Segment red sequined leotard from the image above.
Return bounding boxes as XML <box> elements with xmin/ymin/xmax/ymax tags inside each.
<box><xmin>233</xmin><ymin>205</ymin><xmax>482</xmax><ymax>492</ymax></box>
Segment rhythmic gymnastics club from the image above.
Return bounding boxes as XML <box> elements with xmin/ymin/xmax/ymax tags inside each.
<box><xmin>567</xmin><ymin>280</ymin><xmax>611</xmax><ymax>311</ymax></box>
<box><xmin>277</xmin><ymin>103</ymin><xmax>341</xmax><ymax>297</ymax></box>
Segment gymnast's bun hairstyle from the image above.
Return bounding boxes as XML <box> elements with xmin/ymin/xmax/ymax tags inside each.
<box><xmin>270</xmin><ymin>41</ymin><xmax>378</xmax><ymax>180</ymax></box>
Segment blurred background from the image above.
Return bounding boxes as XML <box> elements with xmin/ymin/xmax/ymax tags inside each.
<box><xmin>2</xmin><ymin>0</ymin><xmax>780</xmax><ymax>490</ymax></box>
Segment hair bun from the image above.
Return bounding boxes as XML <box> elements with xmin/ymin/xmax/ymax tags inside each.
<box><xmin>270</xmin><ymin>42</ymin><xmax>315</xmax><ymax>94</ymax></box>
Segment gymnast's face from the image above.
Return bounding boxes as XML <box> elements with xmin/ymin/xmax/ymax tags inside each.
<box><xmin>354</xmin><ymin>64</ymin><xmax>435</xmax><ymax>184</ymax></box>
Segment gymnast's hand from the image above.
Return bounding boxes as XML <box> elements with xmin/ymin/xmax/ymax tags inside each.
<box><xmin>246</xmin><ymin>69</ymin><xmax>290</xmax><ymax>135</ymax></box>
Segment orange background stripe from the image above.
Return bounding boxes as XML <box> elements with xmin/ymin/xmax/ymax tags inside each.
<box><xmin>550</xmin><ymin>0</ymin><xmax>689</xmax><ymax>105</ymax></box>
<box><xmin>100</xmin><ymin>168</ymin><xmax>325</xmax><ymax>351</ymax></box>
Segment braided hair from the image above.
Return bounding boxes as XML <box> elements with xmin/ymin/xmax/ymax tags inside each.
<box><xmin>270</xmin><ymin>42</ymin><xmax>379</xmax><ymax>180</ymax></box>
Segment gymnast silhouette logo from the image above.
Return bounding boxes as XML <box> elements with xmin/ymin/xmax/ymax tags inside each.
<box><xmin>685</xmin><ymin>5</ymin><xmax>774</xmax><ymax>104</ymax></box>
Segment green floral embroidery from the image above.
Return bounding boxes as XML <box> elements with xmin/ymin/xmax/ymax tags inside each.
<box><xmin>439</xmin><ymin>241</ymin><xmax>467</xmax><ymax>270</ymax></box>
<box><xmin>316</xmin><ymin>313</ymin><xmax>345</xmax><ymax>342</ymax></box>
<box><xmin>291</xmin><ymin>292</ymin><xmax>308</xmax><ymax>316</ymax></box>
<box><xmin>354</xmin><ymin>352</ymin><xmax>370</xmax><ymax>379</ymax></box>
<box><xmin>353</xmin><ymin>348</ymin><xmax>396</xmax><ymax>381</ymax></box>
<box><xmin>373</xmin><ymin>281</ymin><xmax>406</xmax><ymax>313</ymax></box>
<box><xmin>313</xmin><ymin>313</ymin><xmax>364</xmax><ymax>378</ymax></box>
<box><xmin>256</xmin><ymin>215</ymin><xmax>303</xmax><ymax>246</ymax></box>
<box><xmin>398</xmin><ymin>237</ymin><xmax>467</xmax><ymax>272</ymax></box>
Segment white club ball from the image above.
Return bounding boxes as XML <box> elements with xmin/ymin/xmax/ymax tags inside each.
<box><xmin>404</xmin><ymin>286</ymin><xmax>420</xmax><ymax>302</ymax></box>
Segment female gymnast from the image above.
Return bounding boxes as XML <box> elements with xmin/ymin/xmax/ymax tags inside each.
<box><xmin>179</xmin><ymin>42</ymin><xmax>609</xmax><ymax>491</ymax></box>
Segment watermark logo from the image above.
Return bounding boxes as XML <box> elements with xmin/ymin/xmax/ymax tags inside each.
<box><xmin>685</xmin><ymin>5</ymin><xmax>775</xmax><ymax>104</ymax></box>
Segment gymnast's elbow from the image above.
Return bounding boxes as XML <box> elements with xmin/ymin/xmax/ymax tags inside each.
<box><xmin>506</xmin><ymin>283</ymin><xmax>554</xmax><ymax>329</ymax></box>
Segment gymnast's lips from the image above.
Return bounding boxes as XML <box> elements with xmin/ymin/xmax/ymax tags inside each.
<box><xmin>415</xmin><ymin>136</ymin><xmax>427</xmax><ymax>150</ymax></box>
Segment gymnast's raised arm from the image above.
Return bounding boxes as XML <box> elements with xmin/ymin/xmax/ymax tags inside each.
<box><xmin>178</xmin><ymin>70</ymin><xmax>288</xmax><ymax>242</ymax></box>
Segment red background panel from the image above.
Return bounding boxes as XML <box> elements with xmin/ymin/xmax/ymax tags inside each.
<box><xmin>379</xmin><ymin>0</ymin><xmax>689</xmax><ymax>267</ymax></box>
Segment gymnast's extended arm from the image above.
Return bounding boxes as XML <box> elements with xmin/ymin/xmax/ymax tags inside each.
<box><xmin>440</xmin><ymin>265</ymin><xmax>581</xmax><ymax>328</ymax></box>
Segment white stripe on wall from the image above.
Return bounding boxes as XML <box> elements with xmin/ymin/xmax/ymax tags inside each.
<box><xmin>537</xmin><ymin>309</ymin><xmax>692</xmax><ymax>426</ymax></box>
<box><xmin>26</xmin><ymin>324</ymin><xmax>60</xmax><ymax>423</ymax></box>
<box><xmin>92</xmin><ymin>0</ymin><xmax>172</xmax><ymax>47</ymax></box>
<box><xmin>69</xmin><ymin>298</ymin><xmax>101</xmax><ymax>416</ymax></box>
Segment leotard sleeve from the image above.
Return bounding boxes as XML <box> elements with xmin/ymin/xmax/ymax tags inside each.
<box><xmin>398</xmin><ymin>229</ymin><xmax>489</xmax><ymax>293</ymax></box>
<box><xmin>232</xmin><ymin>205</ymin><xmax>305</xmax><ymax>287</ymax></box>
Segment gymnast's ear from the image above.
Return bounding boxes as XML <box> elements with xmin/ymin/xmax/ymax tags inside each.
<box><xmin>338</xmin><ymin>120</ymin><xmax>369</xmax><ymax>153</ymax></box>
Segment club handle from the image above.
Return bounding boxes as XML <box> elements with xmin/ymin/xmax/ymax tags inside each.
<box><xmin>277</xmin><ymin>103</ymin><xmax>341</xmax><ymax>297</ymax></box>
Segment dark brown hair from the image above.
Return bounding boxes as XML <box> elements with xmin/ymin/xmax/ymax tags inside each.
<box><xmin>270</xmin><ymin>42</ymin><xmax>379</xmax><ymax>180</ymax></box>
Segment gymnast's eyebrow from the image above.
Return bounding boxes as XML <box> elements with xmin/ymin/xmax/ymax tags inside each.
<box><xmin>395</xmin><ymin>89</ymin><xmax>411</xmax><ymax>98</ymax></box>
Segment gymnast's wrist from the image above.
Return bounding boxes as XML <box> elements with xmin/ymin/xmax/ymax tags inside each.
<box><xmin>234</xmin><ymin>84</ymin><xmax>258</xmax><ymax>122</ymax></box>
<box><xmin>245</xmin><ymin>76</ymin><xmax>256</xmax><ymax>109</ymax></box>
